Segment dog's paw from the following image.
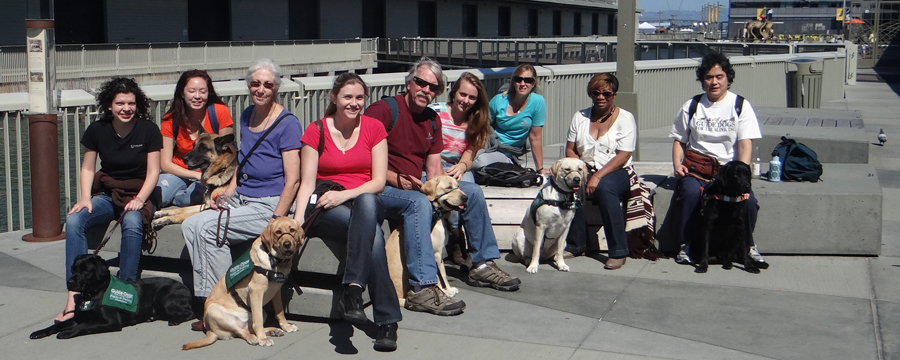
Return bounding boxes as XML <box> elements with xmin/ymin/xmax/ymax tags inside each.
<box><xmin>29</xmin><ymin>330</ymin><xmax>51</xmax><ymax>339</ymax></box>
<box><xmin>444</xmin><ymin>286</ymin><xmax>459</xmax><ymax>297</ymax></box>
<box><xmin>756</xmin><ymin>261</ymin><xmax>770</xmax><ymax>269</ymax></box>
<box><xmin>56</xmin><ymin>330</ymin><xmax>77</xmax><ymax>339</ymax></box>
<box><xmin>244</xmin><ymin>334</ymin><xmax>259</xmax><ymax>346</ymax></box>
<box><xmin>267</xmin><ymin>329</ymin><xmax>285</xmax><ymax>337</ymax></box>
<box><xmin>152</xmin><ymin>211</ymin><xmax>170</xmax><ymax>219</ymax></box>
<box><xmin>151</xmin><ymin>218</ymin><xmax>173</xmax><ymax>231</ymax></box>
<box><xmin>526</xmin><ymin>264</ymin><xmax>539</xmax><ymax>274</ymax></box>
<box><xmin>745</xmin><ymin>265</ymin><xmax>761</xmax><ymax>274</ymax></box>
<box><xmin>557</xmin><ymin>263</ymin><xmax>570</xmax><ymax>272</ymax></box>
<box><xmin>694</xmin><ymin>267</ymin><xmax>708</xmax><ymax>274</ymax></box>
<box><xmin>257</xmin><ymin>337</ymin><xmax>274</xmax><ymax>347</ymax></box>
<box><xmin>281</xmin><ymin>323</ymin><xmax>298</xmax><ymax>333</ymax></box>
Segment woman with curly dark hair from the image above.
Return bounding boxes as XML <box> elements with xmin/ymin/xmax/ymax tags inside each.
<box><xmin>669</xmin><ymin>53</ymin><xmax>767</xmax><ymax>267</ymax></box>
<box><xmin>156</xmin><ymin>70</ymin><xmax>234</xmax><ymax>207</ymax></box>
<box><xmin>55</xmin><ymin>77</ymin><xmax>162</xmax><ymax>323</ymax></box>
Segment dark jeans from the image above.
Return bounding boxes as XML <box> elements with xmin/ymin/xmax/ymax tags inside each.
<box><xmin>307</xmin><ymin>193</ymin><xmax>401</xmax><ymax>326</ymax></box>
<box><xmin>672</xmin><ymin>176</ymin><xmax>759</xmax><ymax>254</ymax></box>
<box><xmin>565</xmin><ymin>168</ymin><xmax>631</xmax><ymax>258</ymax></box>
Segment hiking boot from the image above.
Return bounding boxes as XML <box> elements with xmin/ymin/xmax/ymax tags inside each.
<box><xmin>404</xmin><ymin>285</ymin><xmax>465</xmax><ymax>316</ymax></box>
<box><xmin>338</xmin><ymin>284</ymin><xmax>367</xmax><ymax>324</ymax></box>
<box><xmin>675</xmin><ymin>245</ymin><xmax>692</xmax><ymax>265</ymax></box>
<box><xmin>467</xmin><ymin>261</ymin><xmax>521</xmax><ymax>291</ymax></box>
<box><xmin>373</xmin><ymin>323</ymin><xmax>398</xmax><ymax>352</ymax></box>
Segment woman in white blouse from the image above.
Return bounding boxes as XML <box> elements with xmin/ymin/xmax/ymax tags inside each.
<box><xmin>563</xmin><ymin>73</ymin><xmax>636</xmax><ymax>270</ymax></box>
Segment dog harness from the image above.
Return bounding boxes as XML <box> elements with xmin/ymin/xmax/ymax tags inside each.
<box><xmin>79</xmin><ymin>275</ymin><xmax>139</xmax><ymax>313</ymax></box>
<box><xmin>224</xmin><ymin>243</ymin><xmax>291</xmax><ymax>311</ymax></box>
<box><xmin>528</xmin><ymin>178</ymin><xmax>581</xmax><ymax>221</ymax></box>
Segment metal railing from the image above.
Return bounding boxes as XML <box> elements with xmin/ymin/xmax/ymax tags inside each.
<box><xmin>377</xmin><ymin>37</ymin><xmax>845</xmax><ymax>67</ymax></box>
<box><xmin>0</xmin><ymin>51</ymin><xmax>847</xmax><ymax>232</ymax></box>
<box><xmin>0</xmin><ymin>39</ymin><xmax>369</xmax><ymax>92</ymax></box>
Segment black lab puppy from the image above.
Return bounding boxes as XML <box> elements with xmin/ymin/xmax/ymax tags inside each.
<box><xmin>30</xmin><ymin>254</ymin><xmax>195</xmax><ymax>339</ymax></box>
<box><xmin>694</xmin><ymin>161</ymin><xmax>769</xmax><ymax>274</ymax></box>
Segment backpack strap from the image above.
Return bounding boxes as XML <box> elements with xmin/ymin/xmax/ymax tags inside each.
<box><xmin>383</xmin><ymin>96</ymin><xmax>399</xmax><ymax>132</ymax></box>
<box><xmin>314</xmin><ymin>119</ymin><xmax>325</xmax><ymax>158</ymax></box>
<box><xmin>687</xmin><ymin>94</ymin><xmax>704</xmax><ymax>122</ymax></box>
<box><xmin>734</xmin><ymin>94</ymin><xmax>745</xmax><ymax>117</ymax></box>
<box><xmin>208</xmin><ymin>104</ymin><xmax>220</xmax><ymax>133</ymax></box>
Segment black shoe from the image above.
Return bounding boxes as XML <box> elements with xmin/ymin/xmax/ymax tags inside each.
<box><xmin>339</xmin><ymin>284</ymin><xmax>367</xmax><ymax>324</ymax></box>
<box><xmin>373</xmin><ymin>323</ymin><xmax>398</xmax><ymax>352</ymax></box>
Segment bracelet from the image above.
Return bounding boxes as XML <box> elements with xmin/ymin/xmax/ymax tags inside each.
<box><xmin>536</xmin><ymin>168</ymin><xmax>544</xmax><ymax>172</ymax></box>
<box><xmin>271</xmin><ymin>214</ymin><xmax>280</xmax><ymax>220</ymax></box>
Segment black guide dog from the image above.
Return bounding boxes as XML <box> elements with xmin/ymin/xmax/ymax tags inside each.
<box><xmin>694</xmin><ymin>161</ymin><xmax>769</xmax><ymax>274</ymax></box>
<box><xmin>30</xmin><ymin>254</ymin><xmax>195</xmax><ymax>339</ymax></box>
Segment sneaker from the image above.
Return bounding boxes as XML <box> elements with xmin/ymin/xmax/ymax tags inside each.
<box><xmin>404</xmin><ymin>285</ymin><xmax>465</xmax><ymax>316</ymax></box>
<box><xmin>467</xmin><ymin>261</ymin><xmax>521</xmax><ymax>291</ymax></box>
<box><xmin>373</xmin><ymin>323</ymin><xmax>398</xmax><ymax>352</ymax></box>
<box><xmin>675</xmin><ymin>245</ymin><xmax>692</xmax><ymax>265</ymax></box>
<box><xmin>749</xmin><ymin>246</ymin><xmax>766</xmax><ymax>263</ymax></box>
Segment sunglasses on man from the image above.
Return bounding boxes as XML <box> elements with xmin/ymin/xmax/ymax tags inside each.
<box><xmin>413</xmin><ymin>76</ymin><xmax>441</xmax><ymax>93</ymax></box>
<box><xmin>250</xmin><ymin>80</ymin><xmax>276</xmax><ymax>90</ymax></box>
<box><xmin>513</xmin><ymin>76</ymin><xmax>536</xmax><ymax>84</ymax></box>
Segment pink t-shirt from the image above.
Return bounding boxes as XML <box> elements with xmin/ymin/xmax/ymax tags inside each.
<box><xmin>430</xmin><ymin>103</ymin><xmax>468</xmax><ymax>164</ymax></box>
<box><xmin>301</xmin><ymin>115</ymin><xmax>388</xmax><ymax>190</ymax></box>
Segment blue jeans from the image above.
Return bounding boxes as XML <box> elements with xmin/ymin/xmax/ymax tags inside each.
<box><xmin>155</xmin><ymin>173</ymin><xmax>204</xmax><ymax>208</ymax></box>
<box><xmin>565</xmin><ymin>168</ymin><xmax>631</xmax><ymax>258</ymax></box>
<box><xmin>307</xmin><ymin>193</ymin><xmax>401</xmax><ymax>326</ymax></box>
<box><xmin>65</xmin><ymin>194</ymin><xmax>145</xmax><ymax>281</ymax></box>
<box><xmin>672</xmin><ymin>176</ymin><xmax>759</xmax><ymax>254</ymax></box>
<box><xmin>379</xmin><ymin>181</ymin><xmax>501</xmax><ymax>286</ymax></box>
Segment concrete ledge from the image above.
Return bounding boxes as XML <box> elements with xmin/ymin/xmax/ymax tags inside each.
<box><xmin>654</xmin><ymin>164</ymin><xmax>882</xmax><ymax>255</ymax></box>
<box><xmin>755</xmin><ymin>108</ymin><xmax>868</xmax><ymax>164</ymax></box>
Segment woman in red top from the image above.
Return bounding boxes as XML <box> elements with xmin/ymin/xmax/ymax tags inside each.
<box><xmin>155</xmin><ymin>70</ymin><xmax>234</xmax><ymax>207</ymax></box>
<box><xmin>293</xmin><ymin>73</ymin><xmax>399</xmax><ymax>352</ymax></box>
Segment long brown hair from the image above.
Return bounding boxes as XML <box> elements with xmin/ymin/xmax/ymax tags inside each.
<box><xmin>325</xmin><ymin>73</ymin><xmax>369</xmax><ymax>117</ymax></box>
<box><xmin>165</xmin><ymin>70</ymin><xmax>224</xmax><ymax>127</ymax></box>
<box><xmin>447</xmin><ymin>72</ymin><xmax>490</xmax><ymax>150</ymax></box>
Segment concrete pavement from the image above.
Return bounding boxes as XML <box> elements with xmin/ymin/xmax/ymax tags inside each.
<box><xmin>2</xmin><ymin>68</ymin><xmax>899</xmax><ymax>359</ymax></box>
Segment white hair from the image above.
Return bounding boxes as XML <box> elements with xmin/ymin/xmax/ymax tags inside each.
<box><xmin>245</xmin><ymin>58</ymin><xmax>283</xmax><ymax>90</ymax></box>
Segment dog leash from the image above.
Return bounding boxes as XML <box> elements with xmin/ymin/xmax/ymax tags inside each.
<box><xmin>93</xmin><ymin>212</ymin><xmax>127</xmax><ymax>255</ymax></box>
<box><xmin>215</xmin><ymin>208</ymin><xmax>231</xmax><ymax>248</ymax></box>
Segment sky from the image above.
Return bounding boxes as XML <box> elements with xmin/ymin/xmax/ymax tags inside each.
<box><xmin>639</xmin><ymin>0</ymin><xmax>726</xmax><ymax>13</ymax></box>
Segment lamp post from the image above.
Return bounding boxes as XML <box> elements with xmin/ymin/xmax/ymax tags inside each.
<box><xmin>618</xmin><ymin>0</ymin><xmax>640</xmax><ymax>160</ymax></box>
<box><xmin>22</xmin><ymin>0</ymin><xmax>65</xmax><ymax>243</ymax></box>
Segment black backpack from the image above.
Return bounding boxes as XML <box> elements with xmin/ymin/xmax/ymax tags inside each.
<box><xmin>772</xmin><ymin>136</ymin><xmax>823</xmax><ymax>182</ymax></box>
<box><xmin>473</xmin><ymin>162</ymin><xmax>543</xmax><ymax>188</ymax></box>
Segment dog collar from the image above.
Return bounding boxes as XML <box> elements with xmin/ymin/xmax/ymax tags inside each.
<box><xmin>707</xmin><ymin>193</ymin><xmax>750</xmax><ymax>202</ymax></box>
<box><xmin>548</xmin><ymin>179</ymin><xmax>582</xmax><ymax>210</ymax></box>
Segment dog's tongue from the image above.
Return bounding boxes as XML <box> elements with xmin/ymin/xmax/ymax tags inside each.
<box><xmin>458</xmin><ymin>205</ymin><xmax>465</xmax><ymax>210</ymax></box>
<box><xmin>571</xmin><ymin>185</ymin><xmax>580</xmax><ymax>190</ymax></box>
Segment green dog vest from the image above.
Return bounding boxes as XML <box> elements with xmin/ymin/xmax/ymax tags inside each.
<box><xmin>101</xmin><ymin>275</ymin><xmax>139</xmax><ymax>313</ymax></box>
<box><xmin>225</xmin><ymin>250</ymin><xmax>254</xmax><ymax>289</ymax></box>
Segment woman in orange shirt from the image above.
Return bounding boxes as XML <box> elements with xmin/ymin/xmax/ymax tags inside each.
<box><xmin>155</xmin><ymin>70</ymin><xmax>234</xmax><ymax>207</ymax></box>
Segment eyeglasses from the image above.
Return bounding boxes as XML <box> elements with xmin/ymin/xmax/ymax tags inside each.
<box><xmin>249</xmin><ymin>80</ymin><xmax>276</xmax><ymax>90</ymax></box>
<box><xmin>589</xmin><ymin>90</ymin><xmax>616</xmax><ymax>98</ymax></box>
<box><xmin>413</xmin><ymin>76</ymin><xmax>441</xmax><ymax>93</ymax></box>
<box><xmin>513</xmin><ymin>76</ymin><xmax>536</xmax><ymax>84</ymax></box>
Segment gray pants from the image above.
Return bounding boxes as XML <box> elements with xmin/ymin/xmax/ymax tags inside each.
<box><xmin>182</xmin><ymin>194</ymin><xmax>281</xmax><ymax>297</ymax></box>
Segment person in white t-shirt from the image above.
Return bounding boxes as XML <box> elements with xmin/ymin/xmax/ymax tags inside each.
<box><xmin>669</xmin><ymin>53</ymin><xmax>767</xmax><ymax>266</ymax></box>
<box><xmin>562</xmin><ymin>73</ymin><xmax>636</xmax><ymax>270</ymax></box>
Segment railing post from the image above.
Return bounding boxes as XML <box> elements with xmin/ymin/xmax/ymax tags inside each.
<box><xmin>556</xmin><ymin>41</ymin><xmax>563</xmax><ymax>65</ymax></box>
<box><xmin>447</xmin><ymin>39</ymin><xmax>452</xmax><ymax>64</ymax></box>
<box><xmin>580</xmin><ymin>42</ymin><xmax>586</xmax><ymax>63</ymax></box>
<box><xmin>478</xmin><ymin>40</ymin><xmax>483</xmax><ymax>68</ymax></box>
<box><xmin>515</xmin><ymin>41</ymin><xmax>519</xmax><ymax>64</ymax></box>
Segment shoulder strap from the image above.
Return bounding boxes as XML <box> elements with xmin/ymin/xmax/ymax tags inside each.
<box><xmin>384</xmin><ymin>96</ymin><xmax>399</xmax><ymax>132</ymax></box>
<box><xmin>734</xmin><ymin>94</ymin><xmax>745</xmax><ymax>117</ymax></box>
<box><xmin>688</xmin><ymin>94</ymin><xmax>703</xmax><ymax>121</ymax></box>
<box><xmin>208</xmin><ymin>105</ymin><xmax>220</xmax><ymax>133</ymax></box>
<box><xmin>237</xmin><ymin>112</ymin><xmax>291</xmax><ymax>184</ymax></box>
<box><xmin>315</xmin><ymin>119</ymin><xmax>325</xmax><ymax>158</ymax></box>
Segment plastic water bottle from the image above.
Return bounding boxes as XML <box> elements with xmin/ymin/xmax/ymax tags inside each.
<box><xmin>768</xmin><ymin>155</ymin><xmax>782</xmax><ymax>182</ymax></box>
<box><xmin>752</xmin><ymin>157</ymin><xmax>762</xmax><ymax>177</ymax></box>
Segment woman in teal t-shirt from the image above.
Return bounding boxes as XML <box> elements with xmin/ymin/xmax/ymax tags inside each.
<box><xmin>472</xmin><ymin>63</ymin><xmax>549</xmax><ymax>175</ymax></box>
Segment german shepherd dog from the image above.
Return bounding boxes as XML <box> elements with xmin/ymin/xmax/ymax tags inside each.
<box><xmin>694</xmin><ymin>161</ymin><xmax>769</xmax><ymax>274</ymax></box>
<box><xmin>152</xmin><ymin>133</ymin><xmax>237</xmax><ymax>230</ymax></box>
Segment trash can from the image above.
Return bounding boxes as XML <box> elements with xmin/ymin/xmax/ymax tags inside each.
<box><xmin>786</xmin><ymin>58</ymin><xmax>823</xmax><ymax>108</ymax></box>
